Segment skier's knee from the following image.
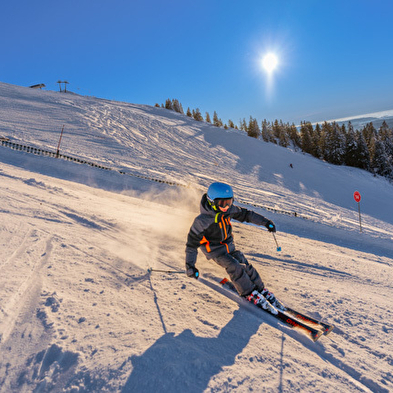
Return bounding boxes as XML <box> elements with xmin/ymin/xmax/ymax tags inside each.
<box><xmin>227</xmin><ymin>264</ymin><xmax>244</xmax><ymax>281</ymax></box>
<box><xmin>232</xmin><ymin>250</ymin><xmax>248</xmax><ymax>265</ymax></box>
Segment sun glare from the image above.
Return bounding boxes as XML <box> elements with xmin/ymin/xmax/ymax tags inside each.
<box><xmin>262</xmin><ymin>53</ymin><xmax>278</xmax><ymax>74</ymax></box>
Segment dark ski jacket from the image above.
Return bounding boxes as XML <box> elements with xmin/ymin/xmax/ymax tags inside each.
<box><xmin>185</xmin><ymin>194</ymin><xmax>270</xmax><ymax>267</ymax></box>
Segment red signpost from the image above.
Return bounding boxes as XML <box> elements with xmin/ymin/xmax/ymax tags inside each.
<box><xmin>353</xmin><ymin>191</ymin><xmax>362</xmax><ymax>232</ymax></box>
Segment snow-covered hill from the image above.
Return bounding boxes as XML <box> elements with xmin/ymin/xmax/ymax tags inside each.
<box><xmin>0</xmin><ymin>82</ymin><xmax>392</xmax><ymax>392</ymax></box>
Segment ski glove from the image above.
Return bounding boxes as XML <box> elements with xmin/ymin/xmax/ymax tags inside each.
<box><xmin>265</xmin><ymin>220</ymin><xmax>276</xmax><ymax>232</ymax></box>
<box><xmin>186</xmin><ymin>265</ymin><xmax>199</xmax><ymax>279</ymax></box>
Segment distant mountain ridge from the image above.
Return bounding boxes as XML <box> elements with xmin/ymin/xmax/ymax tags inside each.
<box><xmin>327</xmin><ymin>109</ymin><xmax>393</xmax><ymax>130</ymax></box>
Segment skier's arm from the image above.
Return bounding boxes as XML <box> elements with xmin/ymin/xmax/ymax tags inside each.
<box><xmin>231</xmin><ymin>206</ymin><xmax>276</xmax><ymax>231</ymax></box>
<box><xmin>185</xmin><ymin>215</ymin><xmax>209</xmax><ymax>278</ymax></box>
<box><xmin>185</xmin><ymin>228</ymin><xmax>203</xmax><ymax>268</ymax></box>
<box><xmin>185</xmin><ymin>241</ymin><xmax>200</xmax><ymax>279</ymax></box>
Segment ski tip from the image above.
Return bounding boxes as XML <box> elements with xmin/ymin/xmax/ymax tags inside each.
<box><xmin>323</xmin><ymin>325</ymin><xmax>334</xmax><ymax>336</ymax></box>
<box><xmin>311</xmin><ymin>329</ymin><xmax>324</xmax><ymax>342</ymax></box>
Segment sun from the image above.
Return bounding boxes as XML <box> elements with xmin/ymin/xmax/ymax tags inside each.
<box><xmin>262</xmin><ymin>53</ymin><xmax>278</xmax><ymax>74</ymax></box>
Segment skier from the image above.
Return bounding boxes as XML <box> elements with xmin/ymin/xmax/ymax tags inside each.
<box><xmin>185</xmin><ymin>182</ymin><xmax>280</xmax><ymax>313</ymax></box>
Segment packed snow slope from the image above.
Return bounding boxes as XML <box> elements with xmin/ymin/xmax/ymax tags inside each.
<box><xmin>0</xmin><ymin>82</ymin><xmax>392</xmax><ymax>392</ymax></box>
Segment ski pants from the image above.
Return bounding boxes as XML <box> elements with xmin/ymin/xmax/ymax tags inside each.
<box><xmin>213</xmin><ymin>250</ymin><xmax>264</xmax><ymax>297</ymax></box>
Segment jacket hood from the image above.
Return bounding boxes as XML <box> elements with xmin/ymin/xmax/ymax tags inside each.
<box><xmin>200</xmin><ymin>193</ymin><xmax>235</xmax><ymax>216</ymax></box>
<box><xmin>200</xmin><ymin>193</ymin><xmax>215</xmax><ymax>215</ymax></box>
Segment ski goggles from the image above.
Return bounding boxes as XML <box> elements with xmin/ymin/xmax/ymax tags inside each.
<box><xmin>215</xmin><ymin>198</ymin><xmax>234</xmax><ymax>208</ymax></box>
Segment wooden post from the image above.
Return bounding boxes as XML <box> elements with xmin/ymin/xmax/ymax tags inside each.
<box><xmin>56</xmin><ymin>125</ymin><xmax>65</xmax><ymax>158</ymax></box>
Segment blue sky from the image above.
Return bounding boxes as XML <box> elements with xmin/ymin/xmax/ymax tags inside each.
<box><xmin>1</xmin><ymin>0</ymin><xmax>393</xmax><ymax>125</ymax></box>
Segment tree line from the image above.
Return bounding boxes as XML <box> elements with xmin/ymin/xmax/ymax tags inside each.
<box><xmin>155</xmin><ymin>99</ymin><xmax>228</xmax><ymax>128</ymax></box>
<box><xmin>156</xmin><ymin>98</ymin><xmax>393</xmax><ymax>181</ymax></box>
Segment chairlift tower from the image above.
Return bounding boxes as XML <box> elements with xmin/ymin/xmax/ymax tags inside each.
<box><xmin>57</xmin><ymin>80</ymin><xmax>69</xmax><ymax>92</ymax></box>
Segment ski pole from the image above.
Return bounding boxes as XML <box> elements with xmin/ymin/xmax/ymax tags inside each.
<box><xmin>271</xmin><ymin>232</ymin><xmax>282</xmax><ymax>252</ymax></box>
<box><xmin>148</xmin><ymin>267</ymin><xmax>185</xmax><ymax>274</ymax></box>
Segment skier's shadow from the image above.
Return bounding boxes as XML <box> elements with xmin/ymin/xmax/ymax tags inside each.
<box><xmin>122</xmin><ymin>307</ymin><xmax>262</xmax><ymax>393</ymax></box>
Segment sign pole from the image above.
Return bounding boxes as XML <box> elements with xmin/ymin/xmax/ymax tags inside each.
<box><xmin>353</xmin><ymin>191</ymin><xmax>362</xmax><ymax>232</ymax></box>
<box><xmin>357</xmin><ymin>201</ymin><xmax>362</xmax><ymax>232</ymax></box>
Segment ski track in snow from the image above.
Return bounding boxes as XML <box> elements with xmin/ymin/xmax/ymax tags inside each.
<box><xmin>0</xmin><ymin>82</ymin><xmax>392</xmax><ymax>392</ymax></box>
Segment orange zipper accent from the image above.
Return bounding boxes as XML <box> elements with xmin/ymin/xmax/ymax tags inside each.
<box><xmin>200</xmin><ymin>236</ymin><xmax>211</xmax><ymax>252</ymax></box>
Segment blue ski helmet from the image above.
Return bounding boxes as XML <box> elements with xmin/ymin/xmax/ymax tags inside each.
<box><xmin>207</xmin><ymin>182</ymin><xmax>234</xmax><ymax>206</ymax></box>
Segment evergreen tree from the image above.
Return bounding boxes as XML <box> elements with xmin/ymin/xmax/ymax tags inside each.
<box><xmin>355</xmin><ymin>130</ymin><xmax>370</xmax><ymax>171</ymax></box>
<box><xmin>213</xmin><ymin>111</ymin><xmax>219</xmax><ymax>127</ymax></box>
<box><xmin>362</xmin><ymin>122</ymin><xmax>377</xmax><ymax>163</ymax></box>
<box><xmin>371</xmin><ymin>138</ymin><xmax>392</xmax><ymax>177</ymax></box>
<box><xmin>275</xmin><ymin>120</ymin><xmax>290</xmax><ymax>147</ymax></box>
<box><xmin>287</xmin><ymin>123</ymin><xmax>301</xmax><ymax>149</ymax></box>
<box><xmin>379</xmin><ymin>120</ymin><xmax>391</xmax><ymax>135</ymax></box>
<box><xmin>324</xmin><ymin>122</ymin><xmax>345</xmax><ymax>165</ymax></box>
<box><xmin>300</xmin><ymin>121</ymin><xmax>313</xmax><ymax>154</ymax></box>
<box><xmin>261</xmin><ymin>119</ymin><xmax>274</xmax><ymax>143</ymax></box>
<box><xmin>165</xmin><ymin>99</ymin><xmax>173</xmax><ymax>110</ymax></box>
<box><xmin>319</xmin><ymin>122</ymin><xmax>332</xmax><ymax>160</ymax></box>
<box><xmin>228</xmin><ymin>119</ymin><xmax>235</xmax><ymax>128</ymax></box>
<box><xmin>213</xmin><ymin>111</ymin><xmax>223</xmax><ymax>127</ymax></box>
<box><xmin>311</xmin><ymin>123</ymin><xmax>322</xmax><ymax>158</ymax></box>
<box><xmin>344</xmin><ymin>122</ymin><xmax>359</xmax><ymax>167</ymax></box>
<box><xmin>272</xmin><ymin>119</ymin><xmax>281</xmax><ymax>141</ymax></box>
<box><xmin>271</xmin><ymin>119</ymin><xmax>288</xmax><ymax>146</ymax></box>
<box><xmin>186</xmin><ymin>107</ymin><xmax>192</xmax><ymax>117</ymax></box>
<box><xmin>247</xmin><ymin>116</ymin><xmax>260</xmax><ymax>139</ymax></box>
<box><xmin>205</xmin><ymin>112</ymin><xmax>211</xmax><ymax>123</ymax></box>
<box><xmin>240</xmin><ymin>118</ymin><xmax>248</xmax><ymax>132</ymax></box>
<box><xmin>172</xmin><ymin>99</ymin><xmax>184</xmax><ymax>114</ymax></box>
<box><xmin>379</xmin><ymin>121</ymin><xmax>393</xmax><ymax>165</ymax></box>
<box><xmin>193</xmin><ymin>108</ymin><xmax>203</xmax><ymax>121</ymax></box>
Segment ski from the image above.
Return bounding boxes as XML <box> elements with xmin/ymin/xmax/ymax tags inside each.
<box><xmin>216</xmin><ymin>277</ymin><xmax>333</xmax><ymax>335</ymax></box>
<box><xmin>218</xmin><ymin>278</ymin><xmax>323</xmax><ymax>342</ymax></box>
<box><xmin>283</xmin><ymin>307</ymin><xmax>334</xmax><ymax>336</ymax></box>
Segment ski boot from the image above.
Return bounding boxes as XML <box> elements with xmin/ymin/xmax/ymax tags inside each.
<box><xmin>246</xmin><ymin>290</ymin><xmax>278</xmax><ymax>315</ymax></box>
<box><xmin>261</xmin><ymin>288</ymin><xmax>286</xmax><ymax>311</ymax></box>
